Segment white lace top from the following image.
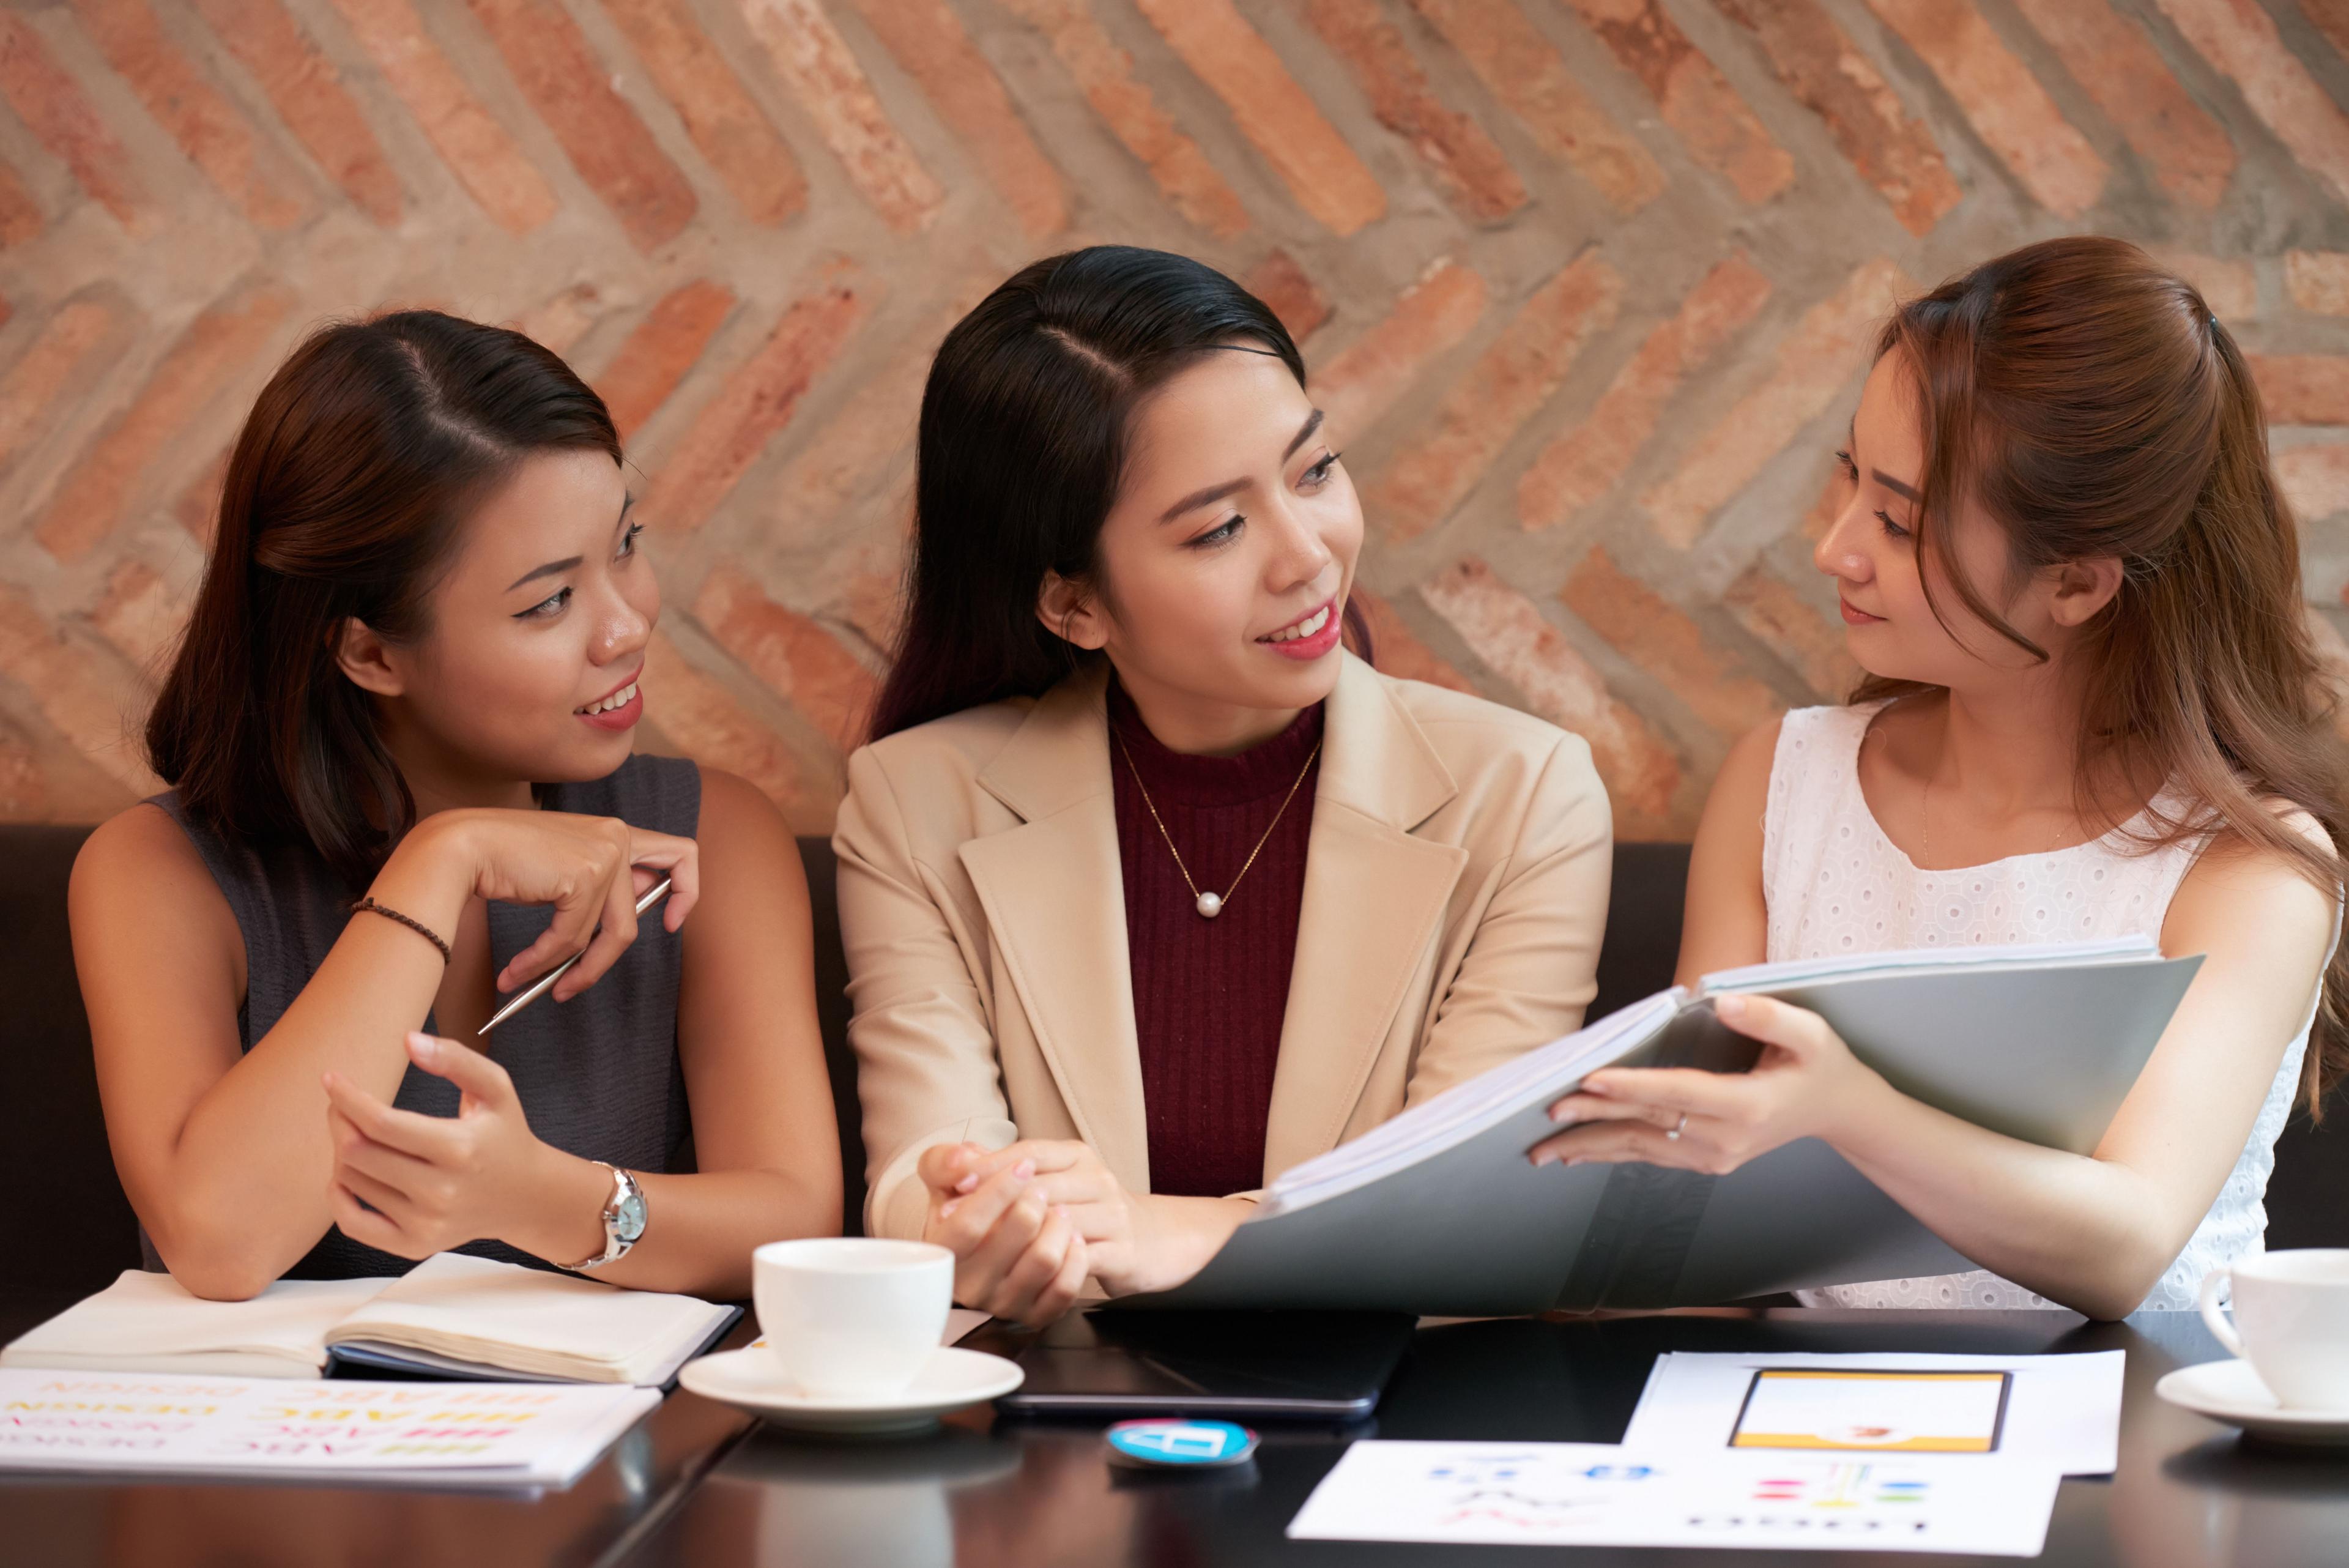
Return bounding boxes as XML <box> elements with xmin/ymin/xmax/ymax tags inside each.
<box><xmin>1766</xmin><ymin>701</ymin><xmax>2317</xmax><ymax>1312</ymax></box>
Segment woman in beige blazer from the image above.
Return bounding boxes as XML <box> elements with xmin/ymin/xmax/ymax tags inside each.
<box><xmin>835</xmin><ymin>248</ymin><xmax>1612</xmax><ymax>1323</ymax></box>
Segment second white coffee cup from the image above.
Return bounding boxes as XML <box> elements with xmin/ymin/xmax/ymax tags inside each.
<box><xmin>754</xmin><ymin>1237</ymin><xmax>954</xmax><ymax>1400</ymax></box>
<box><xmin>2199</xmin><ymin>1249</ymin><xmax>2349</xmax><ymax>1409</ymax></box>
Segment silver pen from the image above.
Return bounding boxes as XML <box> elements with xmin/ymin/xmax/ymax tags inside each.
<box><xmin>477</xmin><ymin>877</ymin><xmax>673</xmax><ymax>1036</ymax></box>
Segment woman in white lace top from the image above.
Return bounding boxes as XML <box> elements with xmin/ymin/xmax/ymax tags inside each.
<box><xmin>1531</xmin><ymin>237</ymin><xmax>2347</xmax><ymax>1320</ymax></box>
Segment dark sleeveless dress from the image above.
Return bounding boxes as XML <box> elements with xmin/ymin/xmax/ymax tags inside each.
<box><xmin>149</xmin><ymin>754</ymin><xmax>700</xmax><ymax>1279</ymax></box>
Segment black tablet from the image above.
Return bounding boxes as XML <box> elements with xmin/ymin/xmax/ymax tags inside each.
<box><xmin>979</xmin><ymin>1309</ymin><xmax>1415</xmax><ymax>1419</ymax></box>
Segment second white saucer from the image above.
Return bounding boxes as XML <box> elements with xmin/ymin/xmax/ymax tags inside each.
<box><xmin>680</xmin><ymin>1345</ymin><xmax>1025</xmax><ymax>1436</ymax></box>
<box><xmin>2154</xmin><ymin>1358</ymin><xmax>2349</xmax><ymax>1446</ymax></box>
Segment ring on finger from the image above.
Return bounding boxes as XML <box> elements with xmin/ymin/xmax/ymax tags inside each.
<box><xmin>1664</xmin><ymin>1112</ymin><xmax>1688</xmax><ymax>1142</ymax></box>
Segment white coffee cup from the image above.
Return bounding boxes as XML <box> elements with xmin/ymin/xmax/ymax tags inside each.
<box><xmin>754</xmin><ymin>1238</ymin><xmax>954</xmax><ymax>1400</ymax></box>
<box><xmin>2198</xmin><ymin>1250</ymin><xmax>2349</xmax><ymax>1409</ymax></box>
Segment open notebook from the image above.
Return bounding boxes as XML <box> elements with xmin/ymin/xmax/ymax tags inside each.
<box><xmin>0</xmin><ymin>1252</ymin><xmax>738</xmax><ymax>1388</ymax></box>
<box><xmin>1126</xmin><ymin>937</ymin><xmax>2202</xmax><ymax>1315</ymax></box>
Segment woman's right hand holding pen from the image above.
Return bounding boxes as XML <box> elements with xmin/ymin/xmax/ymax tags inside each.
<box><xmin>365</xmin><ymin>808</ymin><xmax>700</xmax><ymax>998</ymax></box>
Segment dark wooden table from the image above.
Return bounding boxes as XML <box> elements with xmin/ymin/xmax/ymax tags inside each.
<box><xmin>8</xmin><ymin>1298</ymin><xmax>2348</xmax><ymax>1567</ymax></box>
<box><xmin>627</xmin><ymin>1310</ymin><xmax>2349</xmax><ymax>1568</ymax></box>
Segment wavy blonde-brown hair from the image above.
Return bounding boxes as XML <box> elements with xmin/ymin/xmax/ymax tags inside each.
<box><xmin>1854</xmin><ymin>236</ymin><xmax>2348</xmax><ymax>1112</ymax></box>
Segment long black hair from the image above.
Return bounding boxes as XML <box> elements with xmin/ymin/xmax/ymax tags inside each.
<box><xmin>867</xmin><ymin>245</ymin><xmax>1369</xmax><ymax>741</ymax></box>
<box><xmin>148</xmin><ymin>311</ymin><xmax>622</xmax><ymax>888</ymax></box>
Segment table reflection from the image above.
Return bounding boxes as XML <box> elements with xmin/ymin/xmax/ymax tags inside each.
<box><xmin>95</xmin><ymin>1479</ymin><xmax>627</xmax><ymax>1568</ymax></box>
<box><xmin>668</xmin><ymin>1422</ymin><xmax>1021</xmax><ymax>1568</ymax></box>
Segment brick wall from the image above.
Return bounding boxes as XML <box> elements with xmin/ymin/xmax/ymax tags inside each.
<box><xmin>0</xmin><ymin>0</ymin><xmax>2344</xmax><ymax>839</ymax></box>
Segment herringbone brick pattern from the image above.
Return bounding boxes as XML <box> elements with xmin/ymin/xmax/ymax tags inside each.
<box><xmin>1</xmin><ymin>0</ymin><xmax>2345</xmax><ymax>839</ymax></box>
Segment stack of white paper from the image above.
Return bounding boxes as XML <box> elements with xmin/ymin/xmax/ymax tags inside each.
<box><xmin>1701</xmin><ymin>932</ymin><xmax>2161</xmax><ymax>992</ymax></box>
<box><xmin>1263</xmin><ymin>992</ymin><xmax>1680</xmax><ymax>1214</ymax></box>
<box><xmin>0</xmin><ymin>1369</ymin><xmax>657</xmax><ymax>1489</ymax></box>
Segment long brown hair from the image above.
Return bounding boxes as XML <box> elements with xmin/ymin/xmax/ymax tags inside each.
<box><xmin>1856</xmin><ymin>236</ymin><xmax>2348</xmax><ymax>1110</ymax></box>
<box><xmin>869</xmin><ymin>246</ymin><xmax>1368</xmax><ymax>742</ymax></box>
<box><xmin>147</xmin><ymin>311</ymin><xmax>622</xmax><ymax>888</ymax></box>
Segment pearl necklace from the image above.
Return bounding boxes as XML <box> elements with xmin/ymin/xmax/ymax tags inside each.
<box><xmin>1113</xmin><ymin>727</ymin><xmax>1322</xmax><ymax>919</ymax></box>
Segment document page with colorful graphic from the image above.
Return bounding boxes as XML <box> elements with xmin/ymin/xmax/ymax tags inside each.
<box><xmin>1286</xmin><ymin>1441</ymin><xmax>2060</xmax><ymax>1556</ymax></box>
<box><xmin>1731</xmin><ymin>1369</ymin><xmax>2009</xmax><ymax>1452</ymax></box>
<box><xmin>0</xmin><ymin>1369</ymin><xmax>657</xmax><ymax>1487</ymax></box>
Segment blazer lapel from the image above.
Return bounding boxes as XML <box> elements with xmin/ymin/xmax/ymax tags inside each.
<box><xmin>1262</xmin><ymin>653</ymin><xmax>1467</xmax><ymax>1180</ymax></box>
<box><xmin>957</xmin><ymin>665</ymin><xmax>1153</xmax><ymax>1195</ymax></box>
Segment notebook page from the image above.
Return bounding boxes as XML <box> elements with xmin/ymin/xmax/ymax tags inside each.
<box><xmin>1264</xmin><ymin>990</ymin><xmax>1683</xmax><ymax>1213</ymax></box>
<box><xmin>0</xmin><ymin>1270</ymin><xmax>389</xmax><ymax>1379</ymax></box>
<box><xmin>1269</xmin><ymin>990</ymin><xmax>1682</xmax><ymax>1198</ymax></box>
<box><xmin>1271</xmin><ymin>992</ymin><xmax>1676</xmax><ymax>1197</ymax></box>
<box><xmin>326</xmin><ymin>1253</ymin><xmax>731</xmax><ymax>1385</ymax></box>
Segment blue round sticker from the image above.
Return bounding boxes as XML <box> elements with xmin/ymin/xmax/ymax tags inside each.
<box><xmin>1105</xmin><ymin>1419</ymin><xmax>1259</xmax><ymax>1468</ymax></box>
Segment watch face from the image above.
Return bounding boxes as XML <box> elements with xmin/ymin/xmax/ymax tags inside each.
<box><xmin>614</xmin><ymin>1183</ymin><xmax>648</xmax><ymax>1243</ymax></box>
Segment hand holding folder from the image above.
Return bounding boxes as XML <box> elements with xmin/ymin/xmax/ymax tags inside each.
<box><xmin>1124</xmin><ymin>938</ymin><xmax>2201</xmax><ymax>1315</ymax></box>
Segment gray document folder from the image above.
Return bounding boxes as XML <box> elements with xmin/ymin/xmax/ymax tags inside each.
<box><xmin>1125</xmin><ymin>943</ymin><xmax>2202</xmax><ymax>1316</ymax></box>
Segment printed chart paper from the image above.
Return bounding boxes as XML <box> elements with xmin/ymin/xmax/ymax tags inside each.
<box><xmin>1732</xmin><ymin>1370</ymin><xmax>2009</xmax><ymax>1452</ymax></box>
<box><xmin>0</xmin><ymin>1369</ymin><xmax>656</xmax><ymax>1487</ymax></box>
<box><xmin>1286</xmin><ymin>1441</ymin><xmax>2060</xmax><ymax>1556</ymax></box>
<box><xmin>1625</xmin><ymin>1350</ymin><xmax>2124</xmax><ymax>1474</ymax></box>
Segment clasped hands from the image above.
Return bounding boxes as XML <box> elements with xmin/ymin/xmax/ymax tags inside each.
<box><xmin>918</xmin><ymin>1139</ymin><xmax>1164</xmax><ymax>1326</ymax></box>
<box><xmin>1528</xmin><ymin>993</ymin><xmax>1888</xmax><ymax>1174</ymax></box>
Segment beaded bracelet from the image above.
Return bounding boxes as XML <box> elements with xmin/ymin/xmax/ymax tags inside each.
<box><xmin>350</xmin><ymin>897</ymin><xmax>454</xmax><ymax>964</ymax></box>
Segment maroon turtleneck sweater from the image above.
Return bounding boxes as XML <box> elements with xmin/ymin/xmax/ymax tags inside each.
<box><xmin>1107</xmin><ymin>680</ymin><xmax>1323</xmax><ymax>1198</ymax></box>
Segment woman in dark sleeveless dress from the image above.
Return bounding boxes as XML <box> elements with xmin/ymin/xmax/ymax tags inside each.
<box><xmin>69</xmin><ymin>312</ymin><xmax>841</xmax><ymax>1301</ymax></box>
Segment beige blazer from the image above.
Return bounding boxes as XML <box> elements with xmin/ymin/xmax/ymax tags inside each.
<box><xmin>832</xmin><ymin>651</ymin><xmax>1614</xmax><ymax>1240</ymax></box>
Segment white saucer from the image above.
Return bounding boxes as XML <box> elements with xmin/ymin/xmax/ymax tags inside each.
<box><xmin>2155</xmin><ymin>1358</ymin><xmax>2349</xmax><ymax>1446</ymax></box>
<box><xmin>679</xmin><ymin>1346</ymin><xmax>1024</xmax><ymax>1436</ymax></box>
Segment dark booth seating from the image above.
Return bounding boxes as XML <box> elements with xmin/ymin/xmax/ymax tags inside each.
<box><xmin>3</xmin><ymin>828</ymin><xmax>2338</xmax><ymax>1301</ymax></box>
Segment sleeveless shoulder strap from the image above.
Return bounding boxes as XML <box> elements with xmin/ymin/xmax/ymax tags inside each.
<box><xmin>1762</xmin><ymin>705</ymin><xmax>1879</xmax><ymax>911</ymax></box>
<box><xmin>145</xmin><ymin>792</ymin><xmax>352</xmax><ymax>1051</ymax></box>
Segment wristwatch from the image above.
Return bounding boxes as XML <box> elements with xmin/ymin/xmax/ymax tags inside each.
<box><xmin>564</xmin><ymin>1163</ymin><xmax>647</xmax><ymax>1272</ymax></box>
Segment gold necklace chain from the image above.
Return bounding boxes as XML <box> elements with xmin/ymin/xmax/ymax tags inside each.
<box><xmin>1113</xmin><ymin>729</ymin><xmax>1321</xmax><ymax>920</ymax></box>
<box><xmin>1921</xmin><ymin>770</ymin><xmax>1935</xmax><ymax>865</ymax></box>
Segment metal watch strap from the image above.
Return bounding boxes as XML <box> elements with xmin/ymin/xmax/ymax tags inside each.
<box><xmin>565</xmin><ymin>1162</ymin><xmax>644</xmax><ymax>1273</ymax></box>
